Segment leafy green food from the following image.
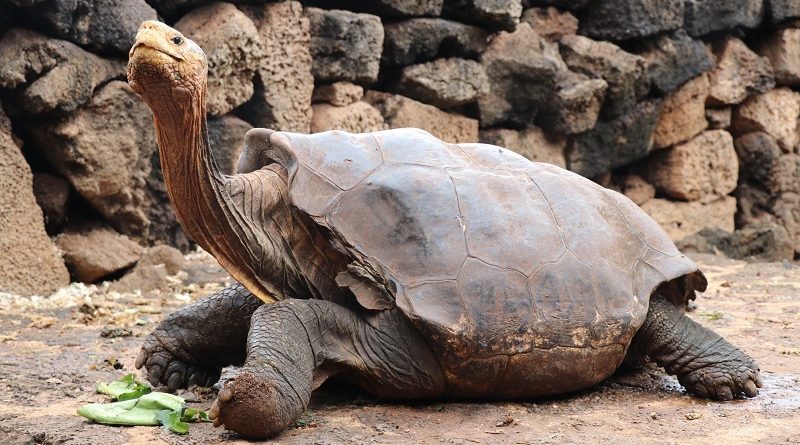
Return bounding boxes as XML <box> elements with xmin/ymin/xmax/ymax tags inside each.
<box><xmin>96</xmin><ymin>373</ymin><xmax>151</xmax><ymax>401</ymax></box>
<box><xmin>79</xmin><ymin>375</ymin><xmax>210</xmax><ymax>435</ymax></box>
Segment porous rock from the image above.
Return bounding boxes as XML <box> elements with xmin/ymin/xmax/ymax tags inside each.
<box><xmin>520</xmin><ymin>7</ymin><xmax>578</xmax><ymax>40</ymax></box>
<box><xmin>641</xmin><ymin>196</ymin><xmax>737</xmax><ymax>241</ymax></box>
<box><xmin>110</xmin><ymin>263</ymin><xmax>168</xmax><ymax>293</ymax></box>
<box><xmin>0</xmin><ymin>28</ymin><xmax>124</xmax><ymax>114</ymax></box>
<box><xmin>683</xmin><ymin>0</ymin><xmax>764</xmax><ymax>37</ymax></box>
<box><xmin>734</xmin><ymin>131</ymin><xmax>792</xmax><ymax>196</ymax></box>
<box><xmin>0</xmin><ymin>106</ymin><xmax>69</xmax><ymax>296</ymax></box>
<box><xmin>140</xmin><ymin>0</ymin><xmax>211</xmax><ymax>18</ymax></box>
<box><xmin>707</xmin><ymin>37</ymin><xmax>775</xmax><ymax>106</ymax></box>
<box><xmin>522</xmin><ymin>0</ymin><xmax>591</xmax><ymax>10</ymax></box>
<box><xmin>706</xmin><ymin>107</ymin><xmax>732</xmax><ymax>129</ymax></box>
<box><xmin>176</xmin><ymin>2</ymin><xmax>262</xmax><ymax>116</ymax></box>
<box><xmin>578</xmin><ymin>0</ymin><xmax>684</xmax><ymax>41</ymax></box>
<box><xmin>13</xmin><ymin>0</ymin><xmax>156</xmax><ymax>54</ymax></box>
<box><xmin>311</xmin><ymin>101</ymin><xmax>386</xmax><ymax>133</ymax></box>
<box><xmin>643</xmin><ymin>130</ymin><xmax>738</xmax><ymax>203</ymax></box>
<box><xmin>304</xmin><ymin>0</ymin><xmax>443</xmax><ymax>17</ymax></box>
<box><xmin>55</xmin><ymin>225</ymin><xmax>142</xmax><ymax>283</ymax></box>
<box><xmin>312</xmin><ymin>82</ymin><xmax>364</xmax><ymax>106</ymax></box>
<box><xmin>634</xmin><ymin>29</ymin><xmax>716</xmax><ymax>94</ymax></box>
<box><xmin>442</xmin><ymin>0</ymin><xmax>523</xmax><ymax>31</ymax></box>
<box><xmin>479</xmin><ymin>126</ymin><xmax>566</xmax><ymax>167</ymax></box>
<box><xmin>567</xmin><ymin>99</ymin><xmax>661</xmax><ymax>178</ymax></box>
<box><xmin>365</xmin><ymin>91</ymin><xmax>479</xmax><ymax>143</ymax></box>
<box><xmin>539</xmin><ymin>72</ymin><xmax>607</xmax><ymax>134</ymax></box>
<box><xmin>758</xmin><ymin>27</ymin><xmax>800</xmax><ymax>86</ymax></box>
<box><xmin>138</xmin><ymin>245</ymin><xmax>185</xmax><ymax>275</ymax></box>
<box><xmin>32</xmin><ymin>173</ymin><xmax>70</xmax><ymax>234</ymax></box>
<box><xmin>306</xmin><ymin>8</ymin><xmax>383</xmax><ymax>84</ymax></box>
<box><xmin>395</xmin><ymin>58</ymin><xmax>489</xmax><ymax>109</ymax></box>
<box><xmin>677</xmin><ymin>223</ymin><xmax>795</xmax><ymax>262</ymax></box>
<box><xmin>771</xmin><ymin>193</ymin><xmax>800</xmax><ymax>253</ymax></box>
<box><xmin>559</xmin><ymin>34</ymin><xmax>649</xmax><ymax>117</ymax></box>
<box><xmin>208</xmin><ymin>114</ymin><xmax>252</xmax><ymax>175</ymax></box>
<box><xmin>766</xmin><ymin>0</ymin><xmax>800</xmax><ymax>23</ymax></box>
<box><xmin>478</xmin><ymin>23</ymin><xmax>567</xmax><ymax>127</ymax></box>
<box><xmin>735</xmin><ymin>132</ymin><xmax>800</xmax><ymax>196</ymax></box>
<box><xmin>382</xmin><ymin>18</ymin><xmax>489</xmax><ymax>67</ymax></box>
<box><xmin>731</xmin><ymin>88</ymin><xmax>800</xmax><ymax>153</ymax></box>
<box><xmin>737</xmin><ymin>170</ymin><xmax>800</xmax><ymax>253</ymax></box>
<box><xmin>240</xmin><ymin>1</ymin><xmax>313</xmax><ymax>132</ymax></box>
<box><xmin>653</xmin><ymin>73</ymin><xmax>710</xmax><ymax>149</ymax></box>
<box><xmin>109</xmin><ymin>242</ymin><xmax>185</xmax><ymax>292</ymax></box>
<box><xmin>620</xmin><ymin>174</ymin><xmax>656</xmax><ymax>206</ymax></box>
<box><xmin>28</xmin><ymin>81</ymin><xmax>179</xmax><ymax>244</ymax></box>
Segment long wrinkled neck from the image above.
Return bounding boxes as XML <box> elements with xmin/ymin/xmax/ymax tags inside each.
<box><xmin>152</xmin><ymin>86</ymin><xmax>226</xmax><ymax>249</ymax></box>
<box><xmin>150</xmin><ymin>85</ymin><xmax>267</xmax><ymax>299</ymax></box>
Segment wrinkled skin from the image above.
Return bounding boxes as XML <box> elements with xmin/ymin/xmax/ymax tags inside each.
<box><xmin>128</xmin><ymin>21</ymin><xmax>761</xmax><ymax>440</ymax></box>
<box><xmin>139</xmin><ymin>284</ymin><xmax>761</xmax><ymax>438</ymax></box>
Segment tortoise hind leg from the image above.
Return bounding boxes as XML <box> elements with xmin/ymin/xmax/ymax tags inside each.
<box><xmin>207</xmin><ymin>299</ymin><xmax>445</xmax><ymax>439</ymax></box>
<box><xmin>630</xmin><ymin>294</ymin><xmax>762</xmax><ymax>400</ymax></box>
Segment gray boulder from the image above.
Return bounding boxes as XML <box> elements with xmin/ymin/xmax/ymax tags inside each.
<box><xmin>567</xmin><ymin>99</ymin><xmax>662</xmax><ymax>178</ymax></box>
<box><xmin>734</xmin><ymin>132</ymin><xmax>800</xmax><ymax>254</ymax></box>
<box><xmin>522</xmin><ymin>0</ymin><xmax>591</xmax><ymax>10</ymax></box>
<box><xmin>634</xmin><ymin>29</ymin><xmax>716</xmax><ymax>94</ymax></box>
<box><xmin>442</xmin><ymin>0</ymin><xmax>523</xmax><ymax>31</ymax></box>
<box><xmin>395</xmin><ymin>58</ymin><xmax>489</xmax><ymax>108</ymax></box>
<box><xmin>55</xmin><ymin>225</ymin><xmax>143</xmax><ymax>283</ymax></box>
<box><xmin>559</xmin><ymin>34</ymin><xmax>649</xmax><ymax>118</ymax></box>
<box><xmin>766</xmin><ymin>0</ymin><xmax>800</xmax><ymax>23</ymax></box>
<box><xmin>478</xmin><ymin>23</ymin><xmax>566</xmax><ymax>127</ymax></box>
<box><xmin>306</xmin><ymin>8</ymin><xmax>384</xmax><ymax>84</ymax></box>
<box><xmin>678</xmin><ymin>224</ymin><xmax>795</xmax><ymax>262</ymax></box>
<box><xmin>683</xmin><ymin>0</ymin><xmax>764</xmax><ymax>37</ymax></box>
<box><xmin>0</xmin><ymin>29</ymin><xmax>124</xmax><ymax>114</ymax></box>
<box><xmin>13</xmin><ymin>0</ymin><xmax>156</xmax><ymax>54</ymax></box>
<box><xmin>382</xmin><ymin>18</ymin><xmax>489</xmax><ymax>66</ymax></box>
<box><xmin>578</xmin><ymin>0</ymin><xmax>684</xmax><ymax>41</ymax></box>
<box><xmin>304</xmin><ymin>0</ymin><xmax>443</xmax><ymax>17</ymax></box>
<box><xmin>479</xmin><ymin>24</ymin><xmax>606</xmax><ymax>133</ymax></box>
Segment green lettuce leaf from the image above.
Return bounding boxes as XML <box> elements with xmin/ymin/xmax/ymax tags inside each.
<box><xmin>96</xmin><ymin>373</ymin><xmax>152</xmax><ymax>401</ymax></box>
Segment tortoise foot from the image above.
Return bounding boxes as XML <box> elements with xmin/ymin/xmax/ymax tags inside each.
<box><xmin>678</xmin><ymin>357</ymin><xmax>762</xmax><ymax>401</ymax></box>
<box><xmin>208</xmin><ymin>372</ymin><xmax>290</xmax><ymax>439</ymax></box>
<box><xmin>136</xmin><ymin>330</ymin><xmax>221</xmax><ymax>390</ymax></box>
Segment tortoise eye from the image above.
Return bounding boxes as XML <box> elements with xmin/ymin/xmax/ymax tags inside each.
<box><xmin>171</xmin><ymin>36</ymin><xmax>183</xmax><ymax>45</ymax></box>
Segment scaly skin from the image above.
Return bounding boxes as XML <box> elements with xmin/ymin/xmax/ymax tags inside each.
<box><xmin>135</xmin><ymin>283</ymin><xmax>262</xmax><ymax>390</ymax></box>
<box><xmin>631</xmin><ymin>294</ymin><xmax>762</xmax><ymax>400</ymax></box>
<box><xmin>207</xmin><ymin>299</ymin><xmax>445</xmax><ymax>438</ymax></box>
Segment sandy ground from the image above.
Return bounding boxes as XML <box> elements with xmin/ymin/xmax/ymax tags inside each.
<box><xmin>0</xmin><ymin>252</ymin><xmax>798</xmax><ymax>445</ymax></box>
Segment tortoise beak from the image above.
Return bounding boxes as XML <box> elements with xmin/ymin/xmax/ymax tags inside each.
<box><xmin>129</xmin><ymin>20</ymin><xmax>185</xmax><ymax>63</ymax></box>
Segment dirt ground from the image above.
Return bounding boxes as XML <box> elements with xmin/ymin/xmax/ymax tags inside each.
<box><xmin>1</xmin><ymin>251</ymin><xmax>798</xmax><ymax>445</ymax></box>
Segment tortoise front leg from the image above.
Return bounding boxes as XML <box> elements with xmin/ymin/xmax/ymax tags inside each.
<box><xmin>135</xmin><ymin>283</ymin><xmax>263</xmax><ymax>390</ymax></box>
<box><xmin>207</xmin><ymin>299</ymin><xmax>445</xmax><ymax>439</ymax></box>
<box><xmin>631</xmin><ymin>294</ymin><xmax>762</xmax><ymax>400</ymax></box>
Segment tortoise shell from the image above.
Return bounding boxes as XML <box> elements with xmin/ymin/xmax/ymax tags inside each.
<box><xmin>261</xmin><ymin>128</ymin><xmax>707</xmax><ymax>397</ymax></box>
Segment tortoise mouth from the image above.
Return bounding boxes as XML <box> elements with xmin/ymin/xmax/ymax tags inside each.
<box><xmin>129</xmin><ymin>42</ymin><xmax>182</xmax><ymax>65</ymax></box>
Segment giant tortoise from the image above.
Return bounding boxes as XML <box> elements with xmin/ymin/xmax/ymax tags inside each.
<box><xmin>127</xmin><ymin>21</ymin><xmax>761</xmax><ymax>439</ymax></box>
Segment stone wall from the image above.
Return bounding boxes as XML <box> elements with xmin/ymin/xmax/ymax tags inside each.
<box><xmin>1</xmin><ymin>0</ymin><xmax>798</xmax><ymax>295</ymax></box>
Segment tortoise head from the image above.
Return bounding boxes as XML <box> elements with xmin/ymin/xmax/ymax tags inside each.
<box><xmin>128</xmin><ymin>20</ymin><xmax>208</xmax><ymax>109</ymax></box>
